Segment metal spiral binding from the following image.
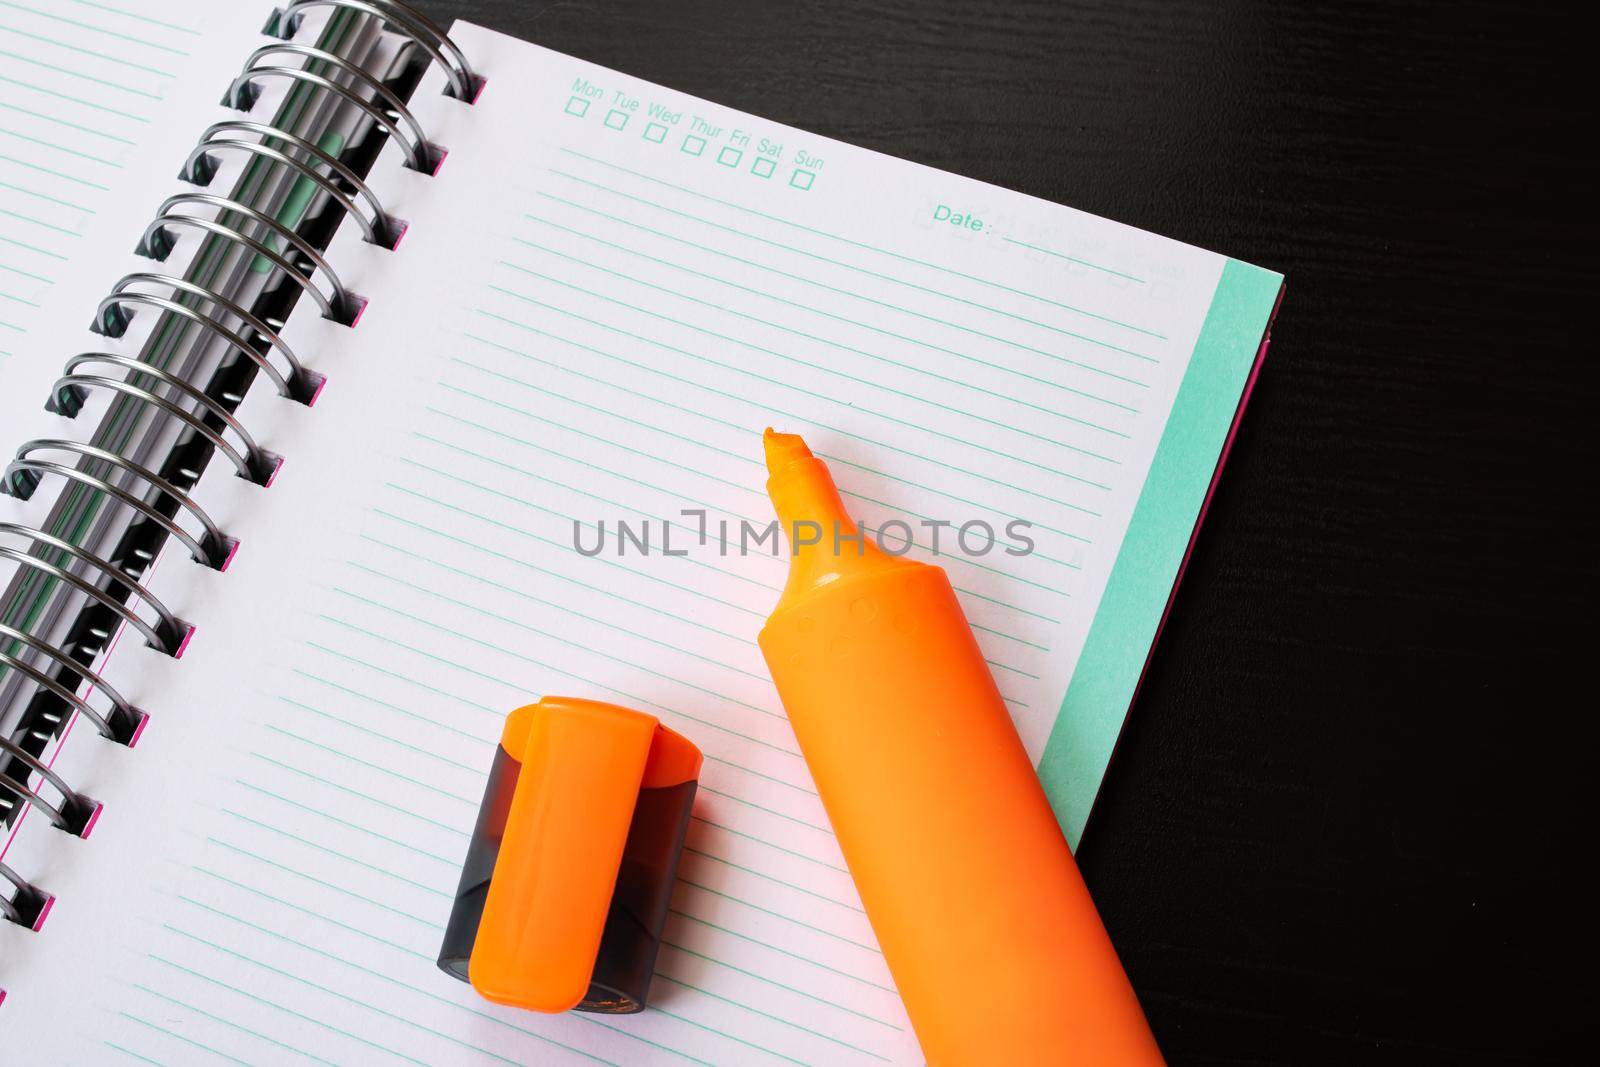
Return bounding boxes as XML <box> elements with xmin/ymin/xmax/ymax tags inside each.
<box><xmin>1</xmin><ymin>0</ymin><xmax>479</xmax><ymax>930</ymax></box>
<box><xmin>1</xmin><ymin>858</ymin><xmax>50</xmax><ymax>929</ymax></box>
<box><xmin>182</xmin><ymin>121</ymin><xmax>397</xmax><ymax>250</ymax></box>
<box><xmin>276</xmin><ymin>0</ymin><xmax>482</xmax><ymax>100</ymax></box>
<box><xmin>230</xmin><ymin>43</ymin><xmax>439</xmax><ymax>172</ymax></box>
<box><xmin>140</xmin><ymin>199</ymin><xmax>344</xmax><ymax>322</ymax></box>
<box><xmin>5</xmin><ymin>440</ymin><xmax>233</xmax><ymax>571</ymax></box>
<box><xmin>0</xmin><ymin>622</ymin><xmax>146</xmax><ymax>745</ymax></box>
<box><xmin>0</xmin><ymin>735</ymin><xmax>98</xmax><ymax>836</ymax></box>
<box><xmin>96</xmin><ymin>273</ymin><xmax>316</xmax><ymax>403</ymax></box>
<box><xmin>0</xmin><ymin>522</ymin><xmax>188</xmax><ymax>657</ymax></box>
<box><xmin>51</xmin><ymin>354</ymin><xmax>277</xmax><ymax>486</ymax></box>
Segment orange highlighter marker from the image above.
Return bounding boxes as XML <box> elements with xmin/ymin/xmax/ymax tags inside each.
<box><xmin>758</xmin><ymin>429</ymin><xmax>1163</xmax><ymax>1066</ymax></box>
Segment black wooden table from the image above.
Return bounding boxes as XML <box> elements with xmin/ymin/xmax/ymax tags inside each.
<box><xmin>430</xmin><ymin>2</ymin><xmax>1593</xmax><ymax>1061</ymax></box>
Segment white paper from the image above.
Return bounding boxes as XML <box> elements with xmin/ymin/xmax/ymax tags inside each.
<box><xmin>4</xmin><ymin>20</ymin><xmax>1231</xmax><ymax>1064</ymax></box>
<box><xmin>0</xmin><ymin>0</ymin><xmax>277</xmax><ymax>445</ymax></box>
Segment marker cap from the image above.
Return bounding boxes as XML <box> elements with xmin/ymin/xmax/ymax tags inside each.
<box><xmin>437</xmin><ymin>697</ymin><xmax>701</xmax><ymax>1013</ymax></box>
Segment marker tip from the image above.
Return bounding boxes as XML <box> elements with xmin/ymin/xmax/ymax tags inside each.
<box><xmin>763</xmin><ymin>428</ymin><xmax>813</xmax><ymax>475</ymax></box>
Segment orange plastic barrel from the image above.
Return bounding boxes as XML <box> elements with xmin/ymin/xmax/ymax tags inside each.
<box><xmin>757</xmin><ymin>429</ymin><xmax>1162</xmax><ymax>1066</ymax></box>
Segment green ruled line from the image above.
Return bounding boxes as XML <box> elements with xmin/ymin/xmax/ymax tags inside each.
<box><xmin>415</xmin><ymin>410</ymin><xmax>787</xmax><ymax>592</ymax></box>
<box><xmin>679</xmin><ymin>874</ymin><xmax>877</xmax><ymax>947</ymax></box>
<box><xmin>404</xmin><ymin>440</ymin><xmax>774</xmax><ymax>603</ymax></box>
<box><xmin>0</xmin><ymin>289</ymin><xmax>39</xmax><ymax>307</ymax></box>
<box><xmin>487</xmin><ymin>272</ymin><xmax>1125</xmax><ymax>493</ymax></box>
<box><xmin>418</xmin><ymin>417</ymin><xmax>775</xmax><ymax>587</ymax></box>
<box><xmin>208</xmin><ymin>831</ymin><xmax>444</xmax><ymax>927</ymax></box>
<box><xmin>321</xmin><ymin>594</ymin><xmax>801</xmax><ymax>757</ymax></box>
<box><xmin>655</xmin><ymin>972</ymin><xmax>890</xmax><ymax>1061</ymax></box>
<box><xmin>526</xmin><ymin>204</ymin><xmax>1160</xmax><ymax>368</ymax></box>
<box><xmin>454</xmin><ymin>341</ymin><xmax>1079</xmax><ymax>556</ymax></box>
<box><xmin>67</xmin><ymin>0</ymin><xmax>203</xmax><ymax>35</ymax></box>
<box><xmin>474</xmin><ymin>299</ymin><xmax>1093</xmax><ymax>508</ymax></box>
<box><xmin>646</xmin><ymin>996</ymin><xmax>812</xmax><ymax>1067</ymax></box>
<box><xmin>291</xmin><ymin>665</ymin><xmax>488</xmax><ymax>743</ymax></box>
<box><xmin>416</xmin><ymin>409</ymin><xmax>778</xmax><ymax>575</ymax></box>
<box><xmin>277</xmin><ymin>692</ymin><xmax>484</xmax><ymax>773</ymax></box>
<box><xmin>0</xmin><ymin>73</ymin><xmax>153</xmax><ymax>121</ymax></box>
<box><xmin>0</xmin><ymin>47</ymin><xmax>163</xmax><ymax>97</ymax></box>
<box><xmin>2</xmin><ymin>203</ymin><xmax>85</xmax><ymax>233</ymax></box>
<box><xmin>668</xmin><ymin>908</ymin><xmax>896</xmax><ymax>994</ymax></box>
<box><xmin>261</xmin><ymin>723</ymin><xmax>476</xmax><ymax>806</ymax></box>
<box><xmin>1002</xmin><ymin>236</ymin><xmax>1147</xmax><ymax>283</ymax></box>
<box><xmin>0</xmin><ymin>2</ymin><xmax>192</xmax><ymax>57</ymax></box>
<box><xmin>559</xmin><ymin>146</ymin><xmax>1149</xmax><ymax>320</ymax></box>
<box><xmin>102</xmin><ymin>1041</ymin><xmax>167</xmax><ymax>1066</ymax></box>
<box><xmin>490</xmin><ymin>269</ymin><xmax>1129</xmax><ymax>491</ymax></box>
<box><xmin>235</xmin><ymin>775</ymin><xmax>462</xmax><ymax>867</ymax></box>
<box><xmin>436</xmin><ymin>377</ymin><xmax>762</xmax><ymax>496</ymax></box>
<box><xmin>148</xmin><ymin>948</ymin><xmax>434</xmax><ymax>1067</ymax></box>
<box><xmin>247</xmin><ymin>751</ymin><xmax>471</xmax><ymax>839</ymax></box>
<box><xmin>438</xmin><ymin>369</ymin><xmax>1076</xmax><ymax>602</ymax></box>
<box><xmin>0</xmin><ymin>149</ymin><xmax>109</xmax><ymax>190</ymax></box>
<box><xmin>306</xmin><ymin>636</ymin><xmax>503</xmax><ymax>718</ymax></box>
<box><xmin>170</xmin><ymin>910</ymin><xmax>633</xmax><ymax>1066</ymax></box>
<box><xmin>132</xmin><ymin>983</ymin><xmax>340</xmax><ymax>1067</ymax></box>
<box><xmin>442</xmin><ymin>352</ymin><xmax>1096</xmax><ymax>580</ymax></box>
<box><xmin>185</xmin><ymin>871</ymin><xmax>706</xmax><ymax>1067</ymax></box>
<box><xmin>332</xmin><ymin>572</ymin><xmax>780</xmax><ymax>718</ymax></box>
<box><xmin>184</xmin><ymin>909</ymin><xmax>701</xmax><ymax>1067</ymax></box>
<box><xmin>0</xmin><ymin>176</ymin><xmax>94</xmax><ymax>212</ymax></box>
<box><xmin>221</xmin><ymin>806</ymin><xmax>458</xmax><ymax>897</ymax></box>
<box><xmin>536</xmin><ymin>184</ymin><xmax>1164</xmax><ymax>339</ymax></box>
<box><xmin>691</xmin><ymin>816</ymin><xmax>850</xmax><ymax>876</ymax></box>
<box><xmin>662</xmin><ymin>939</ymin><xmax>897</xmax><ymax>1028</ymax></box>
<box><xmin>368</xmin><ymin>505</ymin><xmax>753</xmax><ymax>643</ymax></box>
<box><xmin>0</xmin><ymin>230</ymin><xmax>70</xmax><ymax>257</ymax></box>
<box><xmin>686</xmin><ymin>843</ymin><xmax>858</xmax><ymax>912</ymax></box>
<box><xmin>0</xmin><ymin>22</ymin><xmax>177</xmax><ymax>78</ymax></box>
<box><xmin>501</xmin><ymin>243</ymin><xmax>1145</xmax><ymax>413</ymax></box>
<box><xmin>460</xmin><ymin>326</ymin><xmax>1093</xmax><ymax>541</ymax></box>
<box><xmin>0</xmin><ymin>123</ymin><xmax>124</xmax><ymax>165</ymax></box>
<box><xmin>385</xmin><ymin>474</ymin><xmax>768</xmax><ymax>617</ymax></box>
<box><xmin>0</xmin><ymin>97</ymin><xmax>136</xmax><ymax>143</ymax></box>
<box><xmin>440</xmin><ymin>363</ymin><xmax>782</xmax><ymax>503</ymax></box>
<box><xmin>117</xmin><ymin>1013</ymin><xmax>254</xmax><ymax>1066</ymax></box>
<box><xmin>191</xmin><ymin>865</ymin><xmax>434</xmax><ymax>961</ymax></box>
<box><xmin>438</xmin><ymin>369</ymin><xmax>1081</xmax><ymax>604</ymax></box>
<box><xmin>698</xmin><ymin>782</ymin><xmax>830</xmax><ymax>833</ymax></box>
<box><xmin>0</xmin><ymin>259</ymin><xmax>51</xmax><ymax>282</ymax></box>
<box><xmin>356</xmin><ymin>536</ymin><xmax>771</xmax><ymax>680</ymax></box>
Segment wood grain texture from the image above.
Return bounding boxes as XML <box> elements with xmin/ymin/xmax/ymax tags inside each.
<box><xmin>424</xmin><ymin>2</ymin><xmax>1595</xmax><ymax>1061</ymax></box>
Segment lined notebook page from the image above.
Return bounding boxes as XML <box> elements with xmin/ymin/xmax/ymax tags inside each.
<box><xmin>6</xmin><ymin>22</ymin><xmax>1261</xmax><ymax>1065</ymax></box>
<box><xmin>0</xmin><ymin>0</ymin><xmax>271</xmax><ymax>441</ymax></box>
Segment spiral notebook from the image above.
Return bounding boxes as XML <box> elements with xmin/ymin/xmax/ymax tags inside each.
<box><xmin>0</xmin><ymin>2</ymin><xmax>1282</xmax><ymax>1062</ymax></box>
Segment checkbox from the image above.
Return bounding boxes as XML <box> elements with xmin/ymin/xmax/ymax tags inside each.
<box><xmin>644</xmin><ymin>122</ymin><xmax>667</xmax><ymax>142</ymax></box>
<box><xmin>604</xmin><ymin>109</ymin><xmax>629</xmax><ymax>130</ymax></box>
<box><xmin>565</xmin><ymin>96</ymin><xmax>590</xmax><ymax>117</ymax></box>
<box><xmin>717</xmin><ymin>146</ymin><xmax>743</xmax><ymax>167</ymax></box>
<box><xmin>790</xmin><ymin>168</ymin><xmax>815</xmax><ymax>190</ymax></box>
<box><xmin>681</xmin><ymin>134</ymin><xmax>706</xmax><ymax>156</ymax></box>
<box><xmin>751</xmin><ymin>157</ymin><xmax>776</xmax><ymax>178</ymax></box>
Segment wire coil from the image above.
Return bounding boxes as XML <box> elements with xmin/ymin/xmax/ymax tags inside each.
<box><xmin>0</xmin><ymin>621</ymin><xmax>146</xmax><ymax>745</ymax></box>
<box><xmin>276</xmin><ymin>0</ymin><xmax>482</xmax><ymax>101</ymax></box>
<box><xmin>0</xmin><ymin>735</ymin><xmax>96</xmax><ymax>836</ymax></box>
<box><xmin>145</xmin><ymin>190</ymin><xmax>357</xmax><ymax>319</ymax></box>
<box><xmin>0</xmin><ymin>521</ymin><xmax>188</xmax><ymax>657</ymax></box>
<box><xmin>0</xmin><ymin>0</ymin><xmax>476</xmax><ymax>934</ymax></box>
<box><xmin>4</xmin><ymin>440</ymin><xmax>233</xmax><ymax>571</ymax></box>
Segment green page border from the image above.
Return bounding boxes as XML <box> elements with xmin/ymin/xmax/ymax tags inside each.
<box><xmin>1037</xmin><ymin>258</ymin><xmax>1283</xmax><ymax>848</ymax></box>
